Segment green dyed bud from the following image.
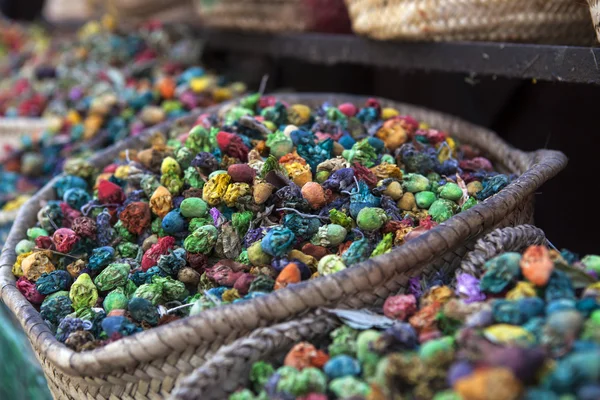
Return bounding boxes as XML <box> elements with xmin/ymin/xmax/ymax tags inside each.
<box><xmin>250</xmin><ymin>361</ymin><xmax>275</xmax><ymax>393</ymax></box>
<box><xmin>161</xmin><ymin>156</ymin><xmax>181</xmax><ymax>176</ymax></box>
<box><xmin>583</xmin><ymin>255</ymin><xmax>600</xmax><ymax>275</ymax></box>
<box><xmin>311</xmin><ymin>224</ymin><xmax>347</xmax><ymax>247</ymax></box>
<box><xmin>247</xmin><ymin>241</ymin><xmax>273</xmax><ymax>267</ymax></box>
<box><xmin>329</xmin><ymin>209</ymin><xmax>354</xmax><ymax>231</ymax></box>
<box><xmin>316</xmin><ymin>170</ymin><xmax>330</xmax><ymax>183</ymax></box>
<box><xmin>114</xmin><ymin>220</ymin><xmax>136</xmax><ymax>242</ymax></box>
<box><xmin>180</xmin><ymin>197</ymin><xmax>208</xmax><ymax>218</ymax></box>
<box><xmin>415</xmin><ymin>191</ymin><xmax>436</xmax><ymax>209</ymax></box>
<box><xmin>429</xmin><ymin>199</ymin><xmax>456</xmax><ymax>223</ymax></box>
<box><xmin>103</xmin><ymin>288</ymin><xmax>128</xmax><ymax>313</ymax></box>
<box><xmin>356</xmin><ymin>330</ymin><xmax>382</xmax><ymax>378</ymax></box>
<box><xmin>189</xmin><ymin>217</ymin><xmax>214</xmax><ymax>232</ymax></box>
<box><xmin>117</xmin><ymin>242</ymin><xmax>139</xmax><ymax>259</ymax></box>
<box><xmin>27</xmin><ymin>227</ymin><xmax>48</xmax><ymax>240</ymax></box>
<box><xmin>15</xmin><ymin>239</ymin><xmax>35</xmax><ymax>255</ymax></box>
<box><xmin>402</xmin><ymin>173</ymin><xmax>430</xmax><ymax>193</ymax></box>
<box><xmin>94</xmin><ymin>263</ymin><xmax>130</xmax><ymax>291</ymax></box>
<box><xmin>419</xmin><ymin>336</ymin><xmax>455</xmax><ymax>361</ymax></box>
<box><xmin>356</xmin><ymin>207</ymin><xmax>388</xmax><ymax>231</ymax></box>
<box><xmin>161</xmin><ymin>173</ymin><xmax>184</xmax><ymax>195</ymax></box>
<box><xmin>371</xmin><ymin>233</ymin><xmax>393</xmax><ymax>257</ymax></box>
<box><xmin>69</xmin><ymin>273</ymin><xmax>98</xmax><ymax>310</ymax></box>
<box><xmin>318</xmin><ymin>255</ymin><xmax>346</xmax><ymax>276</ymax></box>
<box><xmin>133</xmin><ymin>283</ymin><xmax>163</xmax><ymax>305</ymax></box>
<box><xmin>381</xmin><ymin>154</ymin><xmax>395</xmax><ymax>164</ymax></box>
<box><xmin>461</xmin><ymin>196</ymin><xmax>478</xmax><ymax>212</ymax></box>
<box><xmin>184</xmin><ymin>166</ymin><xmax>204</xmax><ymax>189</ymax></box>
<box><xmin>266</xmin><ymin>130</ymin><xmax>294</xmax><ymax>158</ymax></box>
<box><xmin>329</xmin><ymin>376</ymin><xmax>371</xmax><ymax>398</ymax></box>
<box><xmin>439</xmin><ymin>182</ymin><xmax>463</xmax><ymax>202</ymax></box>
<box><xmin>184</xmin><ymin>225</ymin><xmax>219</xmax><ymax>254</ymax></box>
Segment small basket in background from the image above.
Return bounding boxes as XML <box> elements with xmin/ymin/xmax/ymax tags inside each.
<box><xmin>589</xmin><ymin>0</ymin><xmax>600</xmax><ymax>42</ymax></box>
<box><xmin>195</xmin><ymin>0</ymin><xmax>352</xmax><ymax>33</ymax></box>
<box><xmin>344</xmin><ymin>0</ymin><xmax>595</xmax><ymax>44</ymax></box>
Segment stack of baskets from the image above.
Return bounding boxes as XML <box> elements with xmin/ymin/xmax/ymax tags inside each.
<box><xmin>0</xmin><ymin>93</ymin><xmax>567</xmax><ymax>399</ymax></box>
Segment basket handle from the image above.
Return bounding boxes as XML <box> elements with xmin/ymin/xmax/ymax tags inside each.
<box><xmin>458</xmin><ymin>224</ymin><xmax>546</xmax><ymax>277</ymax></box>
<box><xmin>169</xmin><ymin>310</ymin><xmax>339</xmax><ymax>400</ymax></box>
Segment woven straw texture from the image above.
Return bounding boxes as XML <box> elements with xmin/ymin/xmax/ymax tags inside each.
<box><xmin>170</xmin><ymin>224</ymin><xmax>548</xmax><ymax>399</ymax></box>
<box><xmin>589</xmin><ymin>0</ymin><xmax>600</xmax><ymax>42</ymax></box>
<box><xmin>195</xmin><ymin>0</ymin><xmax>351</xmax><ymax>33</ymax></box>
<box><xmin>344</xmin><ymin>0</ymin><xmax>595</xmax><ymax>44</ymax></box>
<box><xmin>107</xmin><ymin>0</ymin><xmax>199</xmax><ymax>24</ymax></box>
<box><xmin>0</xmin><ymin>93</ymin><xmax>566</xmax><ymax>399</ymax></box>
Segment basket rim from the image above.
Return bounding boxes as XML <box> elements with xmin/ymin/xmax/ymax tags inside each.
<box><xmin>0</xmin><ymin>92</ymin><xmax>567</xmax><ymax>377</ymax></box>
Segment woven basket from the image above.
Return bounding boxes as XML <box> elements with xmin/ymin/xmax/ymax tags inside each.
<box><xmin>344</xmin><ymin>0</ymin><xmax>595</xmax><ymax>44</ymax></box>
<box><xmin>589</xmin><ymin>0</ymin><xmax>600</xmax><ymax>42</ymax></box>
<box><xmin>170</xmin><ymin>224</ymin><xmax>548</xmax><ymax>399</ymax></box>
<box><xmin>0</xmin><ymin>94</ymin><xmax>566</xmax><ymax>399</ymax></box>
<box><xmin>107</xmin><ymin>0</ymin><xmax>200</xmax><ymax>24</ymax></box>
<box><xmin>195</xmin><ymin>0</ymin><xmax>352</xmax><ymax>33</ymax></box>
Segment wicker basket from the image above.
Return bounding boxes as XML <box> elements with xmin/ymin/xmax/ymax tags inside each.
<box><xmin>0</xmin><ymin>94</ymin><xmax>566</xmax><ymax>399</ymax></box>
<box><xmin>344</xmin><ymin>0</ymin><xmax>595</xmax><ymax>44</ymax></box>
<box><xmin>107</xmin><ymin>0</ymin><xmax>199</xmax><ymax>24</ymax></box>
<box><xmin>195</xmin><ymin>0</ymin><xmax>352</xmax><ymax>33</ymax></box>
<box><xmin>170</xmin><ymin>224</ymin><xmax>548</xmax><ymax>399</ymax></box>
<box><xmin>589</xmin><ymin>0</ymin><xmax>600</xmax><ymax>42</ymax></box>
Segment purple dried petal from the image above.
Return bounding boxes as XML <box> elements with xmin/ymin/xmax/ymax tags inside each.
<box><xmin>456</xmin><ymin>273</ymin><xmax>486</xmax><ymax>303</ymax></box>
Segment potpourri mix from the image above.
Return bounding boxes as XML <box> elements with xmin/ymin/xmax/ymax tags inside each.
<box><xmin>13</xmin><ymin>94</ymin><xmax>513</xmax><ymax>351</ymax></box>
<box><xmin>231</xmin><ymin>247</ymin><xmax>600</xmax><ymax>400</ymax></box>
<box><xmin>0</xmin><ymin>17</ymin><xmax>244</xmax><ymax>214</ymax></box>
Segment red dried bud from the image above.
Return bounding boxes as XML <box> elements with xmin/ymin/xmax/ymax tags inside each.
<box><xmin>53</xmin><ymin>228</ymin><xmax>80</xmax><ymax>253</ymax></box>
<box><xmin>352</xmin><ymin>162</ymin><xmax>377</xmax><ymax>188</ymax></box>
<box><xmin>383</xmin><ymin>294</ymin><xmax>417</xmax><ymax>321</ymax></box>
<box><xmin>72</xmin><ymin>216</ymin><xmax>97</xmax><ymax>239</ymax></box>
<box><xmin>119</xmin><ymin>202</ymin><xmax>151</xmax><ymax>235</ymax></box>
<box><xmin>233</xmin><ymin>273</ymin><xmax>256</xmax><ymax>296</ymax></box>
<box><xmin>16</xmin><ymin>277</ymin><xmax>45</xmax><ymax>304</ymax></box>
<box><xmin>35</xmin><ymin>236</ymin><xmax>53</xmax><ymax>249</ymax></box>
<box><xmin>141</xmin><ymin>236</ymin><xmax>175</xmax><ymax>271</ymax></box>
<box><xmin>187</xmin><ymin>252</ymin><xmax>209</xmax><ymax>272</ymax></box>
<box><xmin>97</xmin><ymin>180</ymin><xmax>126</xmax><ymax>205</ymax></box>
<box><xmin>216</xmin><ymin>131</ymin><xmax>249</xmax><ymax>162</ymax></box>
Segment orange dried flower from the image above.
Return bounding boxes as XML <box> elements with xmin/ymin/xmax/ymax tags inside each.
<box><xmin>274</xmin><ymin>263</ymin><xmax>301</xmax><ymax>290</ymax></box>
<box><xmin>520</xmin><ymin>245</ymin><xmax>553</xmax><ymax>286</ymax></box>
<box><xmin>284</xmin><ymin>342</ymin><xmax>330</xmax><ymax>370</ymax></box>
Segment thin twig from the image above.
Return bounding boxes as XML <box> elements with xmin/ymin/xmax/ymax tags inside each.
<box><xmin>276</xmin><ymin>208</ymin><xmax>330</xmax><ymax>220</ymax></box>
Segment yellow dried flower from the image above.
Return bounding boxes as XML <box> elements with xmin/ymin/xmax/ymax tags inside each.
<box><xmin>223</xmin><ymin>183</ymin><xmax>251</xmax><ymax>207</ymax></box>
<box><xmin>12</xmin><ymin>251</ymin><xmax>32</xmax><ymax>277</ymax></box>
<box><xmin>370</xmin><ymin>163</ymin><xmax>402</xmax><ymax>180</ymax></box>
<box><xmin>506</xmin><ymin>281</ymin><xmax>537</xmax><ymax>300</ymax></box>
<box><xmin>150</xmin><ymin>185</ymin><xmax>173</xmax><ymax>218</ymax></box>
<box><xmin>21</xmin><ymin>251</ymin><xmax>55</xmax><ymax>282</ymax></box>
<box><xmin>202</xmin><ymin>173</ymin><xmax>231</xmax><ymax>206</ymax></box>
<box><xmin>284</xmin><ymin>162</ymin><xmax>312</xmax><ymax>187</ymax></box>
